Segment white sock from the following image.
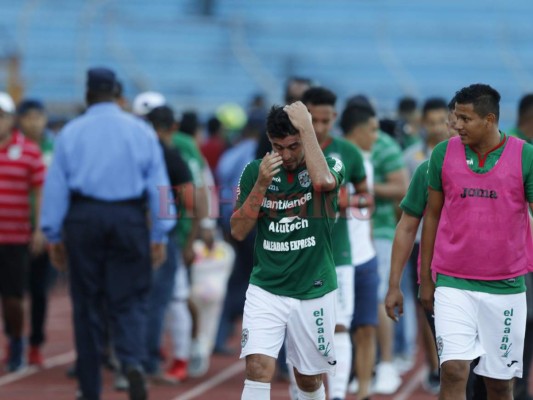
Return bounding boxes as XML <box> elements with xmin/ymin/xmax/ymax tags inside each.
<box><xmin>327</xmin><ymin>331</ymin><xmax>352</xmax><ymax>399</ymax></box>
<box><xmin>166</xmin><ymin>299</ymin><xmax>192</xmax><ymax>360</ymax></box>
<box><xmin>241</xmin><ymin>379</ymin><xmax>270</xmax><ymax>400</ymax></box>
<box><xmin>298</xmin><ymin>383</ymin><xmax>326</xmax><ymax>400</ymax></box>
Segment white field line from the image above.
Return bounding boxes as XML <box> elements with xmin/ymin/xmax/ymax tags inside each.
<box><xmin>0</xmin><ymin>350</ymin><xmax>76</xmax><ymax>387</ymax></box>
<box><xmin>394</xmin><ymin>365</ymin><xmax>429</xmax><ymax>400</ymax></box>
<box><xmin>170</xmin><ymin>360</ymin><xmax>245</xmax><ymax>400</ymax></box>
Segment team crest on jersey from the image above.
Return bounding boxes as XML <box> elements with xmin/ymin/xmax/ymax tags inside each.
<box><xmin>241</xmin><ymin>328</ymin><xmax>249</xmax><ymax>348</ymax></box>
<box><xmin>331</xmin><ymin>156</ymin><xmax>343</xmax><ymax>173</ymax></box>
<box><xmin>436</xmin><ymin>336</ymin><xmax>443</xmax><ymax>356</ymax></box>
<box><xmin>298</xmin><ymin>170</ymin><xmax>311</xmax><ymax>188</ymax></box>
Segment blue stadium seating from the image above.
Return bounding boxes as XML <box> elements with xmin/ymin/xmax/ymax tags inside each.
<box><xmin>1</xmin><ymin>0</ymin><xmax>532</xmax><ymax>128</ymax></box>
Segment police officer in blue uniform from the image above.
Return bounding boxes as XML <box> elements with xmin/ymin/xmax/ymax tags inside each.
<box><xmin>41</xmin><ymin>67</ymin><xmax>175</xmax><ymax>400</ymax></box>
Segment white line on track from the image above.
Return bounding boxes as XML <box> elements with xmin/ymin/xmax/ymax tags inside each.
<box><xmin>170</xmin><ymin>360</ymin><xmax>245</xmax><ymax>400</ymax></box>
<box><xmin>393</xmin><ymin>365</ymin><xmax>429</xmax><ymax>400</ymax></box>
<box><xmin>0</xmin><ymin>350</ymin><xmax>76</xmax><ymax>387</ymax></box>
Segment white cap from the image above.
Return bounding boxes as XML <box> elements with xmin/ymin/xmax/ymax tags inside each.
<box><xmin>132</xmin><ymin>91</ymin><xmax>166</xmax><ymax>116</ymax></box>
<box><xmin>0</xmin><ymin>92</ymin><xmax>15</xmax><ymax>114</ymax></box>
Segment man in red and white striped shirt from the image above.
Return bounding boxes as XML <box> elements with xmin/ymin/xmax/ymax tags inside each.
<box><xmin>0</xmin><ymin>92</ymin><xmax>45</xmax><ymax>371</ymax></box>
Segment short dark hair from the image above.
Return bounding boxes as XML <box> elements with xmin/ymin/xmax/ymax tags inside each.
<box><xmin>340</xmin><ymin>104</ymin><xmax>376</xmax><ymax>135</ymax></box>
<box><xmin>422</xmin><ymin>98</ymin><xmax>448</xmax><ymax>117</ymax></box>
<box><xmin>146</xmin><ymin>105</ymin><xmax>175</xmax><ymax>131</ymax></box>
<box><xmin>266</xmin><ymin>105</ymin><xmax>299</xmax><ymax>139</ymax></box>
<box><xmin>284</xmin><ymin>76</ymin><xmax>313</xmax><ymax>103</ymax></box>
<box><xmin>346</xmin><ymin>94</ymin><xmax>372</xmax><ymax>110</ymax></box>
<box><xmin>398</xmin><ymin>97</ymin><xmax>417</xmax><ymax>115</ymax></box>
<box><xmin>454</xmin><ymin>84</ymin><xmax>501</xmax><ymax>120</ymax></box>
<box><xmin>180</xmin><ymin>111</ymin><xmax>199</xmax><ymax>136</ymax></box>
<box><xmin>207</xmin><ymin>116</ymin><xmax>222</xmax><ymax>137</ymax></box>
<box><xmin>518</xmin><ymin>94</ymin><xmax>533</xmax><ymax>123</ymax></box>
<box><xmin>17</xmin><ymin>99</ymin><xmax>45</xmax><ymax>115</ymax></box>
<box><xmin>301</xmin><ymin>87</ymin><xmax>336</xmax><ymax>107</ymax></box>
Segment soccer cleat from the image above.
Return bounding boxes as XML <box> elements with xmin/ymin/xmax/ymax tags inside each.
<box><xmin>28</xmin><ymin>345</ymin><xmax>44</xmax><ymax>367</ymax></box>
<box><xmin>166</xmin><ymin>359</ymin><xmax>188</xmax><ymax>382</ymax></box>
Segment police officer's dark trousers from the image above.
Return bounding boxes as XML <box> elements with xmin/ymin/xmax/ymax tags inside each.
<box><xmin>64</xmin><ymin>196</ymin><xmax>151</xmax><ymax>400</ymax></box>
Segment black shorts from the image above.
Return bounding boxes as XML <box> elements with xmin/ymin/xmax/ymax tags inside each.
<box><xmin>0</xmin><ymin>245</ymin><xmax>29</xmax><ymax>298</ymax></box>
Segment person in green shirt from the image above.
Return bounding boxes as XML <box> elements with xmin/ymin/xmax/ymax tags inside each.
<box><xmin>233</xmin><ymin>102</ymin><xmax>344</xmax><ymax>400</ymax></box>
<box><xmin>371</xmin><ymin>126</ymin><xmax>409</xmax><ymax>394</ymax></box>
<box><xmin>421</xmin><ymin>84</ymin><xmax>533</xmax><ymax>400</ymax></box>
<box><xmin>301</xmin><ymin>87</ymin><xmax>368</xmax><ymax>400</ymax></box>
<box><xmin>16</xmin><ymin>99</ymin><xmax>54</xmax><ymax>367</ymax></box>
<box><xmin>339</xmin><ymin>102</ymin><xmax>379</xmax><ymax>400</ymax></box>
<box><xmin>509</xmin><ymin>93</ymin><xmax>533</xmax><ymax>144</ymax></box>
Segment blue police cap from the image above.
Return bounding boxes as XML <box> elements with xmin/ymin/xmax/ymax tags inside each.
<box><xmin>87</xmin><ymin>67</ymin><xmax>117</xmax><ymax>93</ymax></box>
<box><xmin>17</xmin><ymin>99</ymin><xmax>45</xmax><ymax>115</ymax></box>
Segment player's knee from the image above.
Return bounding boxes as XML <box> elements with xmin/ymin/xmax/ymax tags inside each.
<box><xmin>440</xmin><ymin>360</ymin><xmax>469</xmax><ymax>385</ymax></box>
<box><xmin>484</xmin><ymin>377</ymin><xmax>513</xmax><ymax>398</ymax></box>
<box><xmin>294</xmin><ymin>370</ymin><xmax>322</xmax><ymax>392</ymax></box>
<box><xmin>334</xmin><ymin>324</ymin><xmax>347</xmax><ymax>333</ymax></box>
<box><xmin>245</xmin><ymin>354</ymin><xmax>275</xmax><ymax>382</ymax></box>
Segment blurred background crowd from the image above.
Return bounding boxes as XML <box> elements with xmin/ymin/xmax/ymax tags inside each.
<box><xmin>1</xmin><ymin>1</ymin><xmax>533</xmax><ymax>400</ymax></box>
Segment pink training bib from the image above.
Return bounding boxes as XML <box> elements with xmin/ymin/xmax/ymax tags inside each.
<box><xmin>432</xmin><ymin>136</ymin><xmax>533</xmax><ymax>280</ymax></box>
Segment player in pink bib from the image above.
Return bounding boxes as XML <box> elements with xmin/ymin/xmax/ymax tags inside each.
<box><xmin>421</xmin><ymin>84</ymin><xmax>533</xmax><ymax>400</ymax></box>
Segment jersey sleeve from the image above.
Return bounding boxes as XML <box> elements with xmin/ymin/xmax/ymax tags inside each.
<box><xmin>327</xmin><ymin>156</ymin><xmax>345</xmax><ymax>188</ymax></box>
<box><xmin>400</xmin><ymin>160</ymin><xmax>429</xmax><ymax>218</ymax></box>
<box><xmin>380</xmin><ymin>140</ymin><xmax>406</xmax><ymax>175</ymax></box>
<box><xmin>234</xmin><ymin>161</ymin><xmax>257</xmax><ymax>210</ymax></box>
<box><xmin>521</xmin><ymin>143</ymin><xmax>533</xmax><ymax>202</ymax></box>
<box><xmin>427</xmin><ymin>141</ymin><xmax>448</xmax><ymax>191</ymax></box>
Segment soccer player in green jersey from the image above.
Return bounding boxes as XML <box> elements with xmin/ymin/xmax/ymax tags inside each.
<box><xmin>421</xmin><ymin>84</ymin><xmax>533</xmax><ymax>400</ymax></box>
<box><xmin>386</xmin><ymin>97</ymin><xmax>454</xmax><ymax>395</ymax></box>
<box><xmin>232</xmin><ymin>101</ymin><xmax>345</xmax><ymax>400</ymax></box>
<box><xmin>301</xmin><ymin>87</ymin><xmax>369</xmax><ymax>400</ymax></box>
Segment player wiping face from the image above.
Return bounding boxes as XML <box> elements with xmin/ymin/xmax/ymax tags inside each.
<box><xmin>269</xmin><ymin>136</ymin><xmax>305</xmax><ymax>172</ymax></box>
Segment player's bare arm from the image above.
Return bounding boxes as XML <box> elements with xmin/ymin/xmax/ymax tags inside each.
<box><xmin>373</xmin><ymin>169</ymin><xmax>409</xmax><ymax>200</ymax></box>
<box><xmin>419</xmin><ymin>188</ymin><xmax>444</xmax><ymax>313</ymax></box>
<box><xmin>385</xmin><ymin>212</ymin><xmax>421</xmax><ymax>321</ymax></box>
<box><xmin>284</xmin><ymin>101</ymin><xmax>337</xmax><ymax>192</ymax></box>
<box><xmin>230</xmin><ymin>152</ymin><xmax>283</xmax><ymax>241</ymax></box>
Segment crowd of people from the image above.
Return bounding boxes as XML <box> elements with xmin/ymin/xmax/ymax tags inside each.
<box><xmin>0</xmin><ymin>69</ymin><xmax>532</xmax><ymax>400</ymax></box>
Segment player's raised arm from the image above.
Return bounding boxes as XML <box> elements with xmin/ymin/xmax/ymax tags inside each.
<box><xmin>230</xmin><ymin>152</ymin><xmax>283</xmax><ymax>241</ymax></box>
<box><xmin>284</xmin><ymin>101</ymin><xmax>338</xmax><ymax>192</ymax></box>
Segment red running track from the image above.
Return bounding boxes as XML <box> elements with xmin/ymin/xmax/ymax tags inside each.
<box><xmin>0</xmin><ymin>283</ymin><xmax>530</xmax><ymax>400</ymax></box>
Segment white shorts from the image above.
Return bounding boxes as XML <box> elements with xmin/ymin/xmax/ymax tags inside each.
<box><xmin>435</xmin><ymin>286</ymin><xmax>526</xmax><ymax>379</ymax></box>
<box><xmin>240</xmin><ymin>284</ymin><xmax>337</xmax><ymax>375</ymax></box>
<box><xmin>374</xmin><ymin>238</ymin><xmax>391</xmax><ymax>302</ymax></box>
<box><xmin>335</xmin><ymin>266</ymin><xmax>355</xmax><ymax>328</ymax></box>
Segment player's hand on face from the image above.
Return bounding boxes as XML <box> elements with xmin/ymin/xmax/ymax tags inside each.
<box><xmin>258</xmin><ymin>151</ymin><xmax>283</xmax><ymax>188</ymax></box>
<box><xmin>385</xmin><ymin>287</ymin><xmax>404</xmax><ymax>322</ymax></box>
<box><xmin>419</xmin><ymin>278</ymin><xmax>436</xmax><ymax>313</ymax></box>
<box><xmin>283</xmin><ymin>101</ymin><xmax>312</xmax><ymax>133</ymax></box>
